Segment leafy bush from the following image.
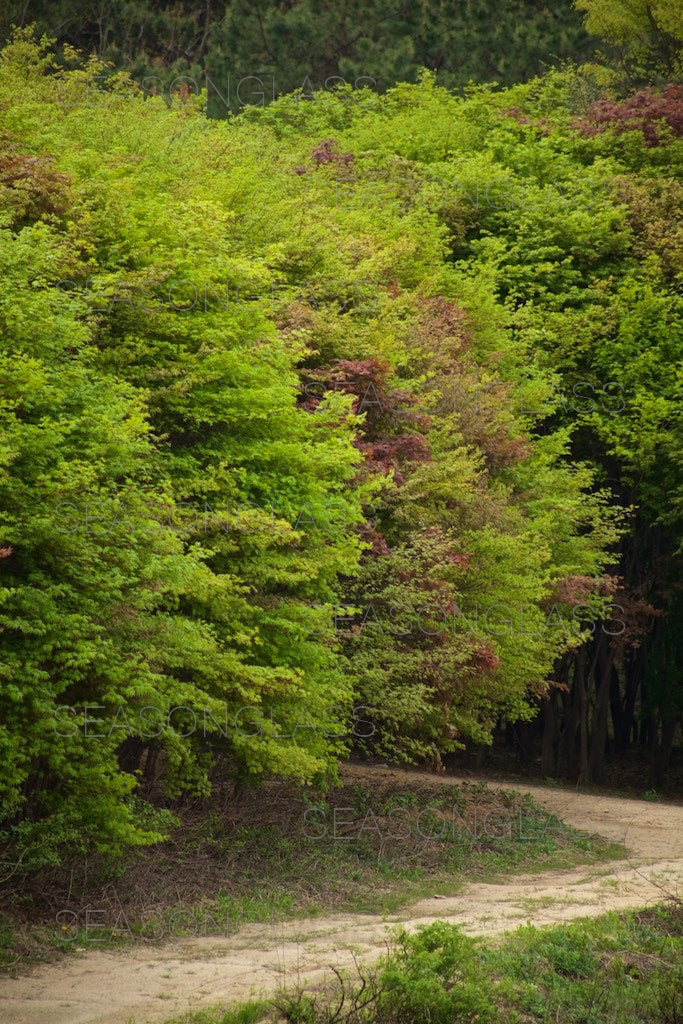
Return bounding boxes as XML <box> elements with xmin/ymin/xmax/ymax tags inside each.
<box><xmin>375</xmin><ymin>923</ymin><xmax>495</xmax><ymax>1023</ymax></box>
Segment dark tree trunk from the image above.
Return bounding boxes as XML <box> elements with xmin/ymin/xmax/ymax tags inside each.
<box><xmin>609</xmin><ymin>664</ymin><xmax>624</xmax><ymax>751</ymax></box>
<box><xmin>650</xmin><ymin>715</ymin><xmax>677</xmax><ymax>788</ymax></box>
<box><xmin>540</xmin><ymin>692</ymin><xmax>558</xmax><ymax>776</ymax></box>
<box><xmin>577</xmin><ymin>647</ymin><xmax>590</xmax><ymax>783</ymax></box>
<box><xmin>589</xmin><ymin>640</ymin><xmax>615</xmax><ymax>783</ymax></box>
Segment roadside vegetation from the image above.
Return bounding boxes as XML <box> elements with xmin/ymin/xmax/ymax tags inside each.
<box><xmin>0</xmin><ymin>773</ymin><xmax>623</xmax><ymax>970</ymax></box>
<box><xmin>159</xmin><ymin>904</ymin><xmax>683</xmax><ymax>1024</ymax></box>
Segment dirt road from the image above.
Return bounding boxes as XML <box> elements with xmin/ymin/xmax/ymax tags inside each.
<box><xmin>2</xmin><ymin>765</ymin><xmax>681</xmax><ymax>1024</ymax></box>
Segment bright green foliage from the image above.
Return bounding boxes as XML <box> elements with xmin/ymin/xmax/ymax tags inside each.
<box><xmin>575</xmin><ymin>0</ymin><xmax>683</xmax><ymax>77</ymax></box>
<box><xmin>376</xmin><ymin>922</ymin><xmax>495</xmax><ymax>1022</ymax></box>
<box><xmin>0</xmin><ymin>27</ymin><xmax>680</xmax><ymax>867</ymax></box>
<box><xmin>246</xmin><ymin>72</ymin><xmax>624</xmax><ymax>763</ymax></box>
<box><xmin>485</xmin><ymin>67</ymin><xmax>683</xmax><ymax>777</ymax></box>
<box><xmin>270</xmin><ymin>910</ymin><xmax>683</xmax><ymax>1024</ymax></box>
<box><xmin>0</xmin><ymin>31</ymin><xmax>366</xmax><ymax>866</ymax></box>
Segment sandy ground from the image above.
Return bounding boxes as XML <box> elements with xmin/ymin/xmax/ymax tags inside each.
<box><xmin>2</xmin><ymin>764</ymin><xmax>681</xmax><ymax>1024</ymax></box>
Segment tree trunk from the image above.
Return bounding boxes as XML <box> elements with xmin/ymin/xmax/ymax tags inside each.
<box><xmin>576</xmin><ymin>648</ymin><xmax>590</xmax><ymax>783</ymax></box>
<box><xmin>557</xmin><ymin>654</ymin><xmax>579</xmax><ymax>778</ymax></box>
<box><xmin>589</xmin><ymin>642</ymin><xmax>614</xmax><ymax>783</ymax></box>
<box><xmin>650</xmin><ymin>715</ymin><xmax>677</xmax><ymax>788</ymax></box>
<box><xmin>540</xmin><ymin>692</ymin><xmax>558</xmax><ymax>776</ymax></box>
<box><xmin>610</xmin><ymin>664</ymin><xmax>624</xmax><ymax>750</ymax></box>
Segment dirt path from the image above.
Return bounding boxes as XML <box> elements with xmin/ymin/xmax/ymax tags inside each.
<box><xmin>2</xmin><ymin>765</ymin><xmax>682</xmax><ymax>1024</ymax></box>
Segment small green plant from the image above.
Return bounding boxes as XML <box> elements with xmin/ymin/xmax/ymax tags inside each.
<box><xmin>655</xmin><ymin>968</ymin><xmax>683</xmax><ymax>1024</ymax></box>
<box><xmin>274</xmin><ymin>990</ymin><xmax>319</xmax><ymax>1024</ymax></box>
<box><xmin>376</xmin><ymin>922</ymin><xmax>496</xmax><ymax>1023</ymax></box>
<box><xmin>351</xmin><ymin>785</ymin><xmax>373</xmax><ymax>815</ymax></box>
<box><xmin>381</xmin><ymin>791</ymin><xmax>419</xmax><ymax>810</ymax></box>
<box><xmin>221</xmin><ymin>1002</ymin><xmax>272</xmax><ymax>1024</ymax></box>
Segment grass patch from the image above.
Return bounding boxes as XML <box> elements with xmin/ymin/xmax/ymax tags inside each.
<box><xmin>158</xmin><ymin>1002</ymin><xmax>272</xmax><ymax>1024</ymax></box>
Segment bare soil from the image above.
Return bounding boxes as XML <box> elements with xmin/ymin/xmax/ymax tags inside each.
<box><xmin>1</xmin><ymin>763</ymin><xmax>681</xmax><ymax>1024</ymax></box>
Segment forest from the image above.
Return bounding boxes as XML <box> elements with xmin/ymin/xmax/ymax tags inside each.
<box><xmin>0</xmin><ymin>4</ymin><xmax>681</xmax><ymax>1022</ymax></box>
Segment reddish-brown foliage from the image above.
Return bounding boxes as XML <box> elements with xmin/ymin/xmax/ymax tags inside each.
<box><xmin>548</xmin><ymin>574</ymin><xmax>605</xmax><ymax>607</ymax></box>
<box><xmin>0</xmin><ymin>143</ymin><xmax>70</xmax><ymax>226</ymax></box>
<box><xmin>575</xmin><ymin>85</ymin><xmax>683</xmax><ymax>146</ymax></box>
<box><xmin>275</xmin><ymin>301</ymin><xmax>315</xmax><ymax>335</ymax></box>
<box><xmin>415</xmin><ymin>296</ymin><xmax>473</xmax><ymax>365</ymax></box>
<box><xmin>471</xmin><ymin>643</ymin><xmax>501</xmax><ymax>674</ymax></box>
<box><xmin>311</xmin><ymin>139</ymin><xmax>354</xmax><ymax>167</ymax></box>
<box><xmin>500</xmin><ymin>106</ymin><xmax>532</xmax><ymax>125</ymax></box>
<box><xmin>301</xmin><ymin>357</ymin><xmax>431</xmax><ymax>484</ymax></box>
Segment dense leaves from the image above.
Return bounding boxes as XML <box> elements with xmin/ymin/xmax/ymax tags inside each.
<box><xmin>0</xmin><ymin>18</ymin><xmax>681</xmax><ymax>871</ymax></box>
<box><xmin>576</xmin><ymin>0</ymin><xmax>683</xmax><ymax>78</ymax></box>
<box><xmin>0</xmin><ymin>0</ymin><xmax>597</xmax><ymax>113</ymax></box>
<box><xmin>576</xmin><ymin>83</ymin><xmax>683</xmax><ymax>144</ymax></box>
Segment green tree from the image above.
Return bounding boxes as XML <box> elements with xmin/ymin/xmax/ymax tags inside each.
<box><xmin>1</xmin><ymin>24</ymin><xmax>680</xmax><ymax>883</ymax></box>
<box><xmin>575</xmin><ymin>0</ymin><xmax>683</xmax><ymax>77</ymax></box>
<box><xmin>0</xmin><ymin>30</ymin><xmax>366</xmax><ymax>870</ymax></box>
<box><xmin>0</xmin><ymin>0</ymin><xmax>597</xmax><ymax>115</ymax></box>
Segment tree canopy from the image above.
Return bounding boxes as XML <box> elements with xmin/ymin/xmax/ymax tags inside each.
<box><xmin>0</xmin><ymin>21</ymin><xmax>681</xmax><ymax>872</ymax></box>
